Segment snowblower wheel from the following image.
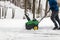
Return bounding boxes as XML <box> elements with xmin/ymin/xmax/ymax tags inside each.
<box><xmin>33</xmin><ymin>26</ymin><xmax>38</xmax><ymax>30</ymax></box>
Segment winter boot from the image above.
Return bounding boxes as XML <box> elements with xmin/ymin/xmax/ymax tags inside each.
<box><xmin>53</xmin><ymin>27</ymin><xmax>58</xmax><ymax>30</ymax></box>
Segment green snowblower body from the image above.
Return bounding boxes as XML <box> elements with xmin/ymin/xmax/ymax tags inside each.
<box><xmin>25</xmin><ymin>14</ymin><xmax>39</xmax><ymax>30</ymax></box>
<box><xmin>25</xmin><ymin>19</ymin><xmax>39</xmax><ymax>30</ymax></box>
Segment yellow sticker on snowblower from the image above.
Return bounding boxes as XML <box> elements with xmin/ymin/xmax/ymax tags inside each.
<box><xmin>34</xmin><ymin>26</ymin><xmax>38</xmax><ymax>30</ymax></box>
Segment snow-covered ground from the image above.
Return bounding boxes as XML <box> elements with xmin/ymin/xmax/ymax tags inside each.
<box><xmin>0</xmin><ymin>18</ymin><xmax>60</xmax><ymax>40</ymax></box>
<box><xmin>0</xmin><ymin>1</ymin><xmax>60</xmax><ymax>40</ymax></box>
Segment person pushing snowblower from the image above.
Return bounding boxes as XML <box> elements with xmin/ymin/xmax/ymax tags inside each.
<box><xmin>47</xmin><ymin>0</ymin><xmax>60</xmax><ymax>30</ymax></box>
<box><xmin>25</xmin><ymin>0</ymin><xmax>60</xmax><ymax>30</ymax></box>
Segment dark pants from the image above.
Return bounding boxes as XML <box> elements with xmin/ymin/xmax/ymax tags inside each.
<box><xmin>51</xmin><ymin>11</ymin><xmax>60</xmax><ymax>28</ymax></box>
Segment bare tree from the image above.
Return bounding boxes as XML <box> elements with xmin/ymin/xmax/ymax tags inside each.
<box><xmin>0</xmin><ymin>8</ymin><xmax>1</xmax><ymax>19</ymax></box>
<box><xmin>2</xmin><ymin>7</ymin><xmax>5</xmax><ymax>18</ymax></box>
<box><xmin>4</xmin><ymin>7</ymin><xmax>7</xmax><ymax>18</ymax></box>
<box><xmin>24</xmin><ymin>0</ymin><xmax>27</xmax><ymax>14</ymax></box>
<box><xmin>36</xmin><ymin>0</ymin><xmax>41</xmax><ymax>18</ymax></box>
<box><xmin>32</xmin><ymin>0</ymin><xmax>35</xmax><ymax>19</ymax></box>
<box><xmin>2</xmin><ymin>7</ymin><xmax>7</xmax><ymax>19</ymax></box>
<box><xmin>23</xmin><ymin>0</ymin><xmax>27</xmax><ymax>19</ymax></box>
<box><xmin>12</xmin><ymin>8</ymin><xmax>15</xmax><ymax>19</ymax></box>
<box><xmin>45</xmin><ymin>0</ymin><xmax>48</xmax><ymax>16</ymax></box>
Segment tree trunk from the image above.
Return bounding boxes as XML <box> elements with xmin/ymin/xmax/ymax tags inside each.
<box><xmin>23</xmin><ymin>0</ymin><xmax>27</xmax><ymax>19</ymax></box>
<box><xmin>2</xmin><ymin>7</ymin><xmax>4</xmax><ymax>17</ymax></box>
<box><xmin>36</xmin><ymin>0</ymin><xmax>41</xmax><ymax>18</ymax></box>
<box><xmin>24</xmin><ymin>0</ymin><xmax>27</xmax><ymax>14</ymax></box>
<box><xmin>32</xmin><ymin>0</ymin><xmax>35</xmax><ymax>19</ymax></box>
<box><xmin>45</xmin><ymin>0</ymin><xmax>48</xmax><ymax>15</ymax></box>
<box><xmin>0</xmin><ymin>8</ymin><xmax>1</xmax><ymax>19</ymax></box>
<box><xmin>4</xmin><ymin>7</ymin><xmax>7</xmax><ymax>18</ymax></box>
<box><xmin>12</xmin><ymin>8</ymin><xmax>15</xmax><ymax>19</ymax></box>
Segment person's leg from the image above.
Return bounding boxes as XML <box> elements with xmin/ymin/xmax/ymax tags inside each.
<box><xmin>50</xmin><ymin>11</ymin><xmax>58</xmax><ymax>30</ymax></box>
<box><xmin>55</xmin><ymin>12</ymin><xmax>60</xmax><ymax>29</ymax></box>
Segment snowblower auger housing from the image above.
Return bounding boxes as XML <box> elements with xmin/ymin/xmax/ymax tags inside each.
<box><xmin>25</xmin><ymin>19</ymin><xmax>39</xmax><ymax>30</ymax></box>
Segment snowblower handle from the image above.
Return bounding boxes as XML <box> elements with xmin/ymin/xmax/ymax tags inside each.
<box><xmin>39</xmin><ymin>10</ymin><xmax>50</xmax><ymax>23</ymax></box>
<box><xmin>25</xmin><ymin>14</ymin><xmax>31</xmax><ymax>21</ymax></box>
<box><xmin>39</xmin><ymin>15</ymin><xmax>46</xmax><ymax>23</ymax></box>
<box><xmin>39</xmin><ymin>9</ymin><xmax>50</xmax><ymax>23</ymax></box>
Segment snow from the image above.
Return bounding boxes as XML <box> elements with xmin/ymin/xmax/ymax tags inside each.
<box><xmin>0</xmin><ymin>1</ymin><xmax>60</xmax><ymax>40</ymax></box>
<box><xmin>0</xmin><ymin>18</ymin><xmax>59</xmax><ymax>40</ymax></box>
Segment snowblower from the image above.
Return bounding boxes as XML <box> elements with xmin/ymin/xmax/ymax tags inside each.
<box><xmin>25</xmin><ymin>14</ymin><xmax>39</xmax><ymax>30</ymax></box>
